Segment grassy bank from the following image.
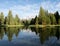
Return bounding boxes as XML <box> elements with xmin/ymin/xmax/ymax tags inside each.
<box><xmin>0</xmin><ymin>25</ymin><xmax>24</xmax><ymax>27</ymax></box>
<box><xmin>29</xmin><ymin>25</ymin><xmax>60</xmax><ymax>27</ymax></box>
<box><xmin>6</xmin><ymin>25</ymin><xmax>24</xmax><ymax>27</ymax></box>
<box><xmin>0</xmin><ymin>25</ymin><xmax>60</xmax><ymax>27</ymax></box>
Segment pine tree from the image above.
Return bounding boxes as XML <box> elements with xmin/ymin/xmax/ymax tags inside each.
<box><xmin>0</xmin><ymin>12</ymin><xmax>4</xmax><ymax>25</ymax></box>
<box><xmin>7</xmin><ymin>10</ymin><xmax>14</xmax><ymax>25</ymax></box>
<box><xmin>15</xmin><ymin>14</ymin><xmax>20</xmax><ymax>25</ymax></box>
<box><xmin>4</xmin><ymin>17</ymin><xmax>8</xmax><ymax>25</ymax></box>
<box><xmin>38</xmin><ymin>7</ymin><xmax>47</xmax><ymax>25</ymax></box>
<box><xmin>49</xmin><ymin>13</ymin><xmax>56</xmax><ymax>25</ymax></box>
<box><xmin>54</xmin><ymin>11</ymin><xmax>59</xmax><ymax>24</ymax></box>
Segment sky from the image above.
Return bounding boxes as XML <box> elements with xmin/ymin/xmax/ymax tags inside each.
<box><xmin>0</xmin><ymin>0</ymin><xmax>60</xmax><ymax>19</ymax></box>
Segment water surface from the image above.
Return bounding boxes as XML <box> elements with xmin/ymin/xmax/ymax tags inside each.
<box><xmin>0</xmin><ymin>26</ymin><xmax>60</xmax><ymax>46</ymax></box>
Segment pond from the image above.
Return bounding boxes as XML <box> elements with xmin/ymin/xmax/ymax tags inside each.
<box><xmin>0</xmin><ymin>26</ymin><xmax>60</xmax><ymax>46</ymax></box>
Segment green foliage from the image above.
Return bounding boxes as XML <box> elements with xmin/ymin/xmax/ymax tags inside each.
<box><xmin>38</xmin><ymin>7</ymin><xmax>46</xmax><ymax>25</ymax></box>
<box><xmin>4</xmin><ymin>17</ymin><xmax>8</xmax><ymax>25</ymax></box>
<box><xmin>38</xmin><ymin>7</ymin><xmax>51</xmax><ymax>25</ymax></box>
<box><xmin>30</xmin><ymin>7</ymin><xmax>60</xmax><ymax>25</ymax></box>
<box><xmin>35</xmin><ymin>16</ymin><xmax>38</xmax><ymax>25</ymax></box>
<box><xmin>22</xmin><ymin>20</ymin><xmax>30</xmax><ymax>26</ymax></box>
<box><xmin>7</xmin><ymin>10</ymin><xmax>14</xmax><ymax>25</ymax></box>
<box><xmin>0</xmin><ymin>12</ymin><xmax>4</xmax><ymax>25</ymax></box>
<box><xmin>45</xmin><ymin>11</ymin><xmax>51</xmax><ymax>25</ymax></box>
<box><xmin>39</xmin><ymin>7</ymin><xmax>45</xmax><ymax>16</ymax></box>
<box><xmin>54</xmin><ymin>11</ymin><xmax>60</xmax><ymax>24</ymax></box>
<box><xmin>0</xmin><ymin>10</ymin><xmax>22</xmax><ymax>26</ymax></box>
<box><xmin>46</xmin><ymin>16</ymin><xmax>51</xmax><ymax>25</ymax></box>
<box><xmin>14</xmin><ymin>14</ymin><xmax>20</xmax><ymax>25</ymax></box>
<box><xmin>30</xmin><ymin>16</ymin><xmax>38</xmax><ymax>25</ymax></box>
<box><xmin>35</xmin><ymin>7</ymin><xmax>60</xmax><ymax>25</ymax></box>
<box><xmin>0</xmin><ymin>7</ymin><xmax>60</xmax><ymax>26</ymax></box>
<box><xmin>49</xmin><ymin>13</ymin><xmax>56</xmax><ymax>25</ymax></box>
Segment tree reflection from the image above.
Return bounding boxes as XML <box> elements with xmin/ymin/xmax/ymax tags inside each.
<box><xmin>55</xmin><ymin>26</ymin><xmax>60</xmax><ymax>40</ymax></box>
<box><xmin>0</xmin><ymin>27</ymin><xmax>21</xmax><ymax>41</ymax></box>
<box><xmin>30</xmin><ymin>26</ymin><xmax>60</xmax><ymax>44</ymax></box>
<box><xmin>0</xmin><ymin>27</ymin><xmax>4</xmax><ymax>40</ymax></box>
<box><xmin>14</xmin><ymin>27</ymin><xmax>20</xmax><ymax>37</ymax></box>
<box><xmin>0</xmin><ymin>26</ymin><xmax>60</xmax><ymax>43</ymax></box>
<box><xmin>6</xmin><ymin>27</ymin><xmax>21</xmax><ymax>41</ymax></box>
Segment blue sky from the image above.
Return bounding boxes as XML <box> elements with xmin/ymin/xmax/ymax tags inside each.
<box><xmin>0</xmin><ymin>0</ymin><xmax>60</xmax><ymax>19</ymax></box>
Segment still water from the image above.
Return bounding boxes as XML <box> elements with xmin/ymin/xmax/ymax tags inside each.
<box><xmin>0</xmin><ymin>26</ymin><xmax>60</xmax><ymax>46</ymax></box>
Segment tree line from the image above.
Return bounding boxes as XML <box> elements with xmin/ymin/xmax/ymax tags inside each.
<box><xmin>0</xmin><ymin>7</ymin><xmax>60</xmax><ymax>26</ymax></box>
<box><xmin>0</xmin><ymin>10</ymin><xmax>23</xmax><ymax>26</ymax></box>
<box><xmin>29</xmin><ymin>7</ymin><xmax>60</xmax><ymax>25</ymax></box>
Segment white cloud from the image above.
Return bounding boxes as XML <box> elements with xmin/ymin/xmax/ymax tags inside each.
<box><xmin>0</xmin><ymin>0</ymin><xmax>60</xmax><ymax>20</ymax></box>
<box><xmin>9</xmin><ymin>4</ymin><xmax>40</xmax><ymax>19</ymax></box>
<box><xmin>0</xmin><ymin>3</ymin><xmax>40</xmax><ymax>19</ymax></box>
<box><xmin>40</xmin><ymin>1</ymin><xmax>60</xmax><ymax>14</ymax></box>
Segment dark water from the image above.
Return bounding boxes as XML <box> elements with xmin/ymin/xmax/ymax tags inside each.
<box><xmin>0</xmin><ymin>26</ymin><xmax>60</xmax><ymax>46</ymax></box>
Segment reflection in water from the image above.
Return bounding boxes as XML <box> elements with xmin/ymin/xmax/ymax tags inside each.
<box><xmin>30</xmin><ymin>26</ymin><xmax>60</xmax><ymax>44</ymax></box>
<box><xmin>0</xmin><ymin>26</ymin><xmax>60</xmax><ymax>46</ymax></box>
<box><xmin>0</xmin><ymin>27</ymin><xmax>20</xmax><ymax>41</ymax></box>
<box><xmin>55</xmin><ymin>26</ymin><xmax>59</xmax><ymax>40</ymax></box>
<box><xmin>0</xmin><ymin>27</ymin><xmax>4</xmax><ymax>40</ymax></box>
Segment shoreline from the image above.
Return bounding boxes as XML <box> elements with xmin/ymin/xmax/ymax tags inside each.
<box><xmin>0</xmin><ymin>25</ymin><xmax>60</xmax><ymax>27</ymax></box>
<box><xmin>29</xmin><ymin>25</ymin><xmax>60</xmax><ymax>27</ymax></box>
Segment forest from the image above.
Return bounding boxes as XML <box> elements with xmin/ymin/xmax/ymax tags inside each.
<box><xmin>0</xmin><ymin>7</ymin><xmax>60</xmax><ymax>27</ymax></box>
<box><xmin>0</xmin><ymin>10</ymin><xmax>23</xmax><ymax>27</ymax></box>
<box><xmin>29</xmin><ymin>7</ymin><xmax>60</xmax><ymax>25</ymax></box>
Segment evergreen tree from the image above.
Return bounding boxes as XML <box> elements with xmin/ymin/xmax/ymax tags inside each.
<box><xmin>49</xmin><ymin>13</ymin><xmax>56</xmax><ymax>25</ymax></box>
<box><xmin>45</xmin><ymin>11</ymin><xmax>51</xmax><ymax>25</ymax></box>
<box><xmin>7</xmin><ymin>10</ymin><xmax>14</xmax><ymax>25</ymax></box>
<box><xmin>46</xmin><ymin>16</ymin><xmax>51</xmax><ymax>25</ymax></box>
<box><xmin>38</xmin><ymin>7</ymin><xmax>47</xmax><ymax>25</ymax></box>
<box><xmin>54</xmin><ymin>11</ymin><xmax>59</xmax><ymax>24</ymax></box>
<box><xmin>30</xmin><ymin>18</ymin><xmax>35</xmax><ymax>25</ymax></box>
<box><xmin>35</xmin><ymin>16</ymin><xmax>38</xmax><ymax>25</ymax></box>
<box><xmin>0</xmin><ymin>12</ymin><xmax>4</xmax><ymax>25</ymax></box>
<box><xmin>4</xmin><ymin>17</ymin><xmax>8</xmax><ymax>25</ymax></box>
<box><xmin>14</xmin><ymin>14</ymin><xmax>20</xmax><ymax>25</ymax></box>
